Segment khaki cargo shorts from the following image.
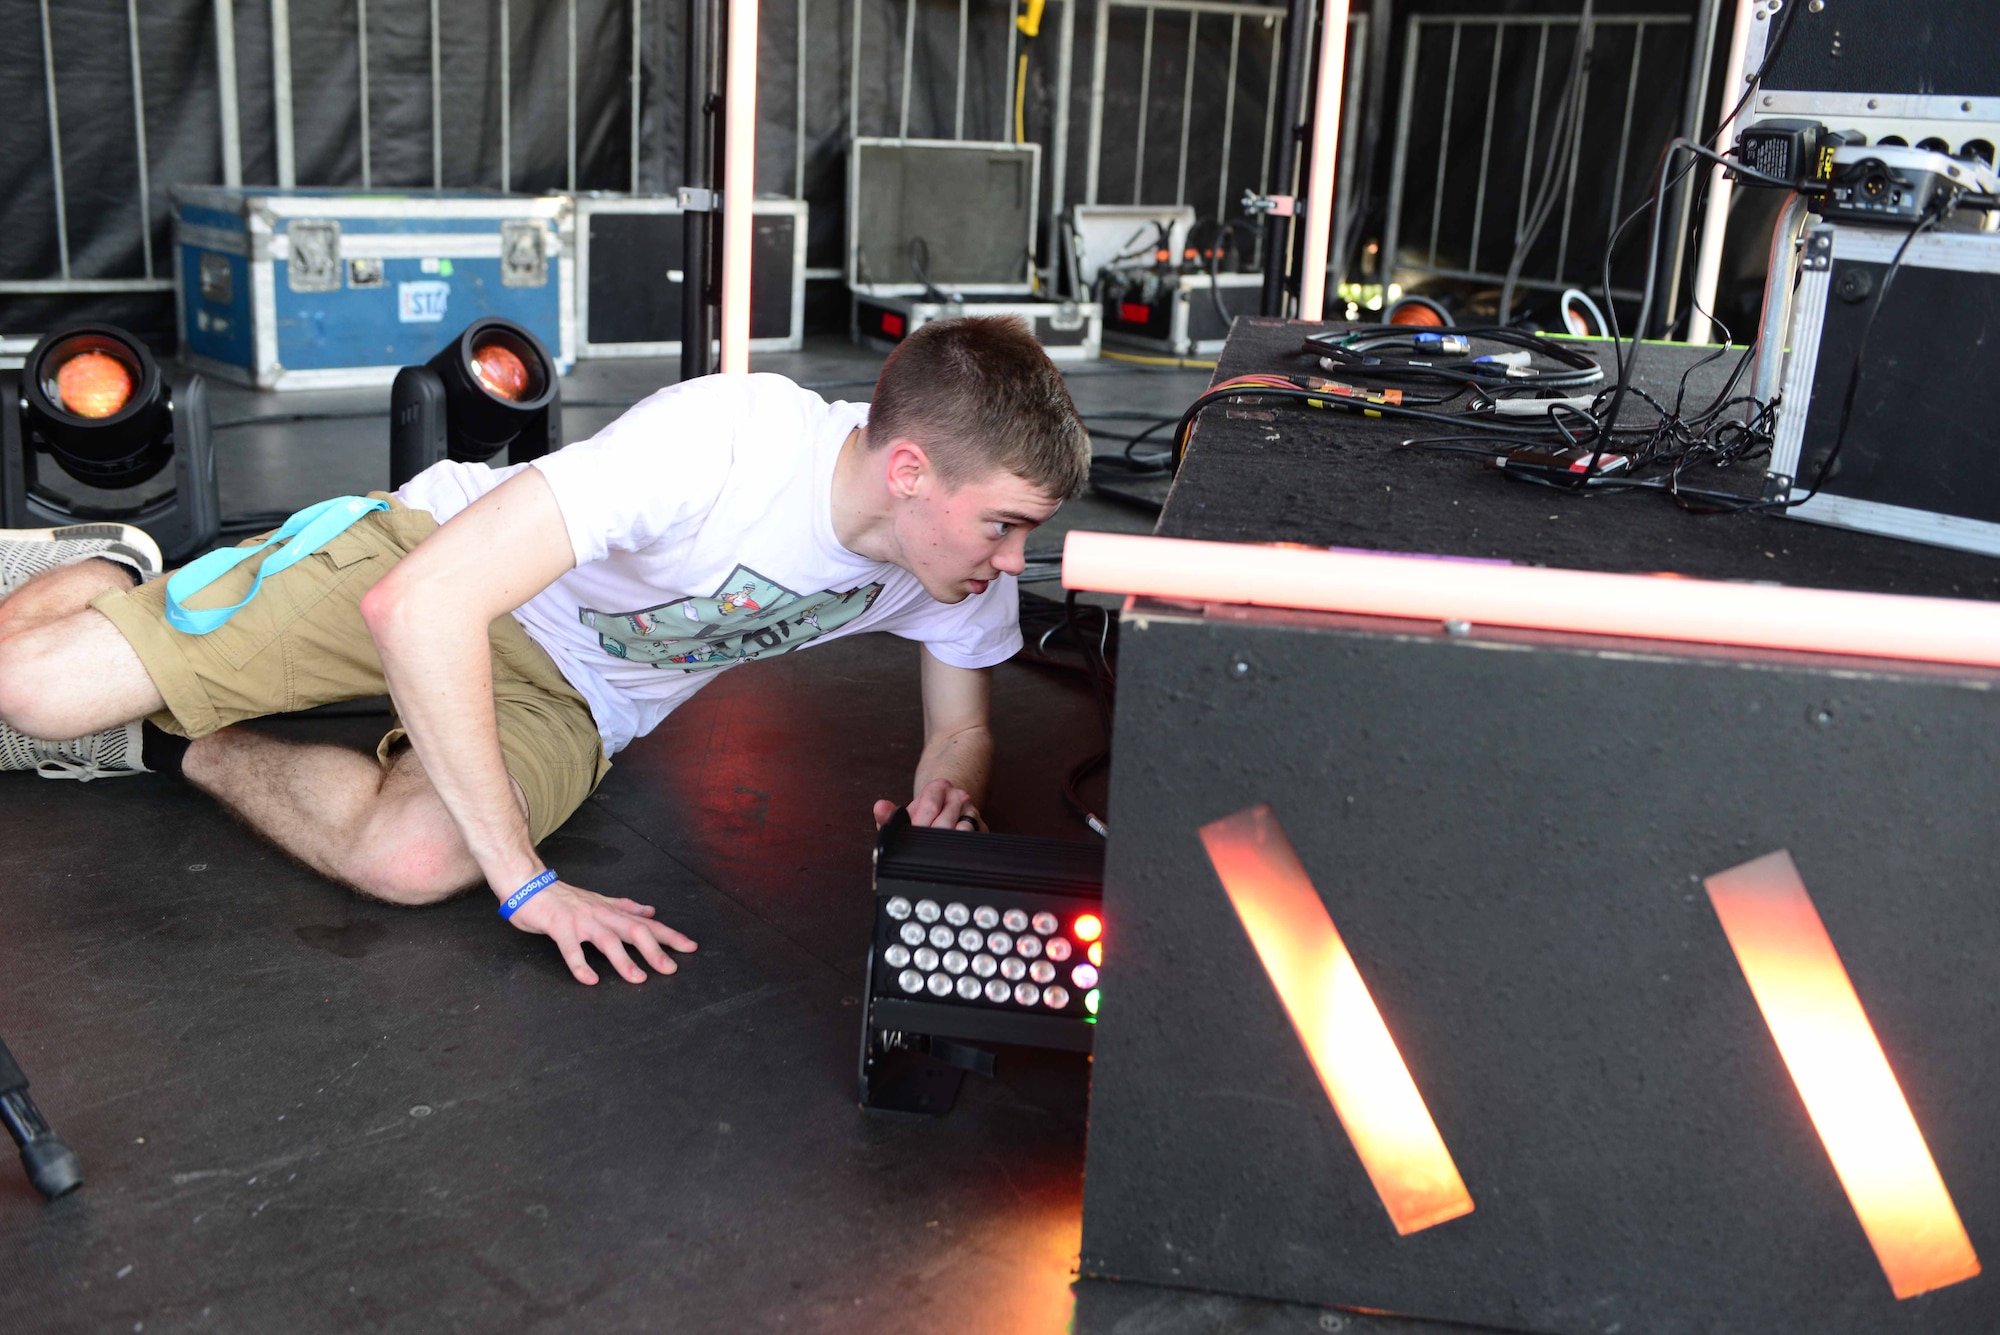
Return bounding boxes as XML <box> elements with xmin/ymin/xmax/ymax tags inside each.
<box><xmin>90</xmin><ymin>496</ymin><xmax>610</xmax><ymax>844</ymax></box>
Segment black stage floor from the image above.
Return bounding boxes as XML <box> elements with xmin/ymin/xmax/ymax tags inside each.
<box><xmin>0</xmin><ymin>338</ymin><xmax>1202</xmax><ymax>1334</ymax></box>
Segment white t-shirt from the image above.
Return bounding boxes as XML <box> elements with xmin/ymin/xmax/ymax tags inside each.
<box><xmin>393</xmin><ymin>373</ymin><xmax>1022</xmax><ymax>755</ymax></box>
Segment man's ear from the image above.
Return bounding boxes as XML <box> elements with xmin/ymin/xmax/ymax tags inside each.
<box><xmin>883</xmin><ymin>439</ymin><xmax>933</xmax><ymax>500</ymax></box>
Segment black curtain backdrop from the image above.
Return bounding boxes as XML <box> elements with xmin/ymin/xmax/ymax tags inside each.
<box><xmin>0</xmin><ymin>0</ymin><xmax>1709</xmax><ymax>346</ymax></box>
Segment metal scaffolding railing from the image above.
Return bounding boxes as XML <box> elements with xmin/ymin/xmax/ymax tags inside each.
<box><xmin>1381</xmin><ymin>9</ymin><xmax>1698</xmax><ymax>305</ymax></box>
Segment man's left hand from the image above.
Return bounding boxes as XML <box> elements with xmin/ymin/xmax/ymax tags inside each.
<box><xmin>873</xmin><ymin>778</ymin><xmax>987</xmax><ymax>832</ymax></box>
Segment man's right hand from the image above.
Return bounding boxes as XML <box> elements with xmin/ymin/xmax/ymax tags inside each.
<box><xmin>506</xmin><ymin>880</ymin><xmax>699</xmax><ymax>985</ymax></box>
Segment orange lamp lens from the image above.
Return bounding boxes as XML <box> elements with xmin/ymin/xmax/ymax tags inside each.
<box><xmin>1073</xmin><ymin>914</ymin><xmax>1102</xmax><ymax>943</ymax></box>
<box><xmin>1706</xmin><ymin>850</ymin><xmax>1981</xmax><ymax>1299</ymax></box>
<box><xmin>1087</xmin><ymin>941</ymin><xmax>1102</xmax><ymax>967</ymax></box>
<box><xmin>470</xmin><ymin>342</ymin><xmax>530</xmax><ymax>401</ymax></box>
<box><xmin>1201</xmin><ymin>804</ymin><xmax>1474</xmax><ymax>1236</ymax></box>
<box><xmin>56</xmin><ymin>351</ymin><xmax>134</xmax><ymax>419</ymax></box>
<box><xmin>1387</xmin><ymin>302</ymin><xmax>1445</xmax><ymax>328</ymax></box>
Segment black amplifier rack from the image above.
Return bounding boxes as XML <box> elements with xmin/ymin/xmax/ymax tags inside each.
<box><xmin>858</xmin><ymin>812</ymin><xmax>1104</xmax><ymax>1114</ymax></box>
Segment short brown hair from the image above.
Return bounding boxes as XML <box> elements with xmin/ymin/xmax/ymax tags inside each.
<box><xmin>867</xmin><ymin>316</ymin><xmax>1090</xmax><ymax>501</ymax></box>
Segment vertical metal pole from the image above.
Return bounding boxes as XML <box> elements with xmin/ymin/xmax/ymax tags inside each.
<box><xmin>568</xmin><ymin>0</ymin><xmax>578</xmax><ymax>189</ymax></box>
<box><xmin>899</xmin><ymin>0</ymin><xmax>915</xmax><ymax>138</ymax></box>
<box><xmin>1514</xmin><ymin>25</ymin><xmax>1548</xmax><ymax>243</ymax></box>
<box><xmin>128</xmin><ymin>0</ymin><xmax>154</xmax><ymax>278</ymax></box>
<box><xmin>796</xmin><ymin>0</ymin><xmax>808</xmax><ymax>192</ymax></box>
<box><xmin>272</xmin><ymin>0</ymin><xmax>295</xmax><ymax>187</ymax></box>
<box><xmin>501</xmin><ymin>0</ymin><xmax>512</xmax><ymax>191</ymax></box>
<box><xmin>1329</xmin><ymin>11</ymin><xmax>1363</xmax><ymax>293</ymax></box>
<box><xmin>955</xmin><ymin>0</ymin><xmax>968</xmax><ymax>139</ymax></box>
<box><xmin>632</xmin><ymin>0</ymin><xmax>644</xmax><ymax>191</ymax></box>
<box><xmin>1424</xmin><ymin>22</ymin><xmax>1460</xmax><ymax>266</ymax></box>
<box><xmin>1050</xmin><ymin>0</ymin><xmax>1075</xmax><ymax>264</ymax></box>
<box><xmin>1173</xmin><ymin>13</ymin><xmax>1197</xmax><ymax>206</ymax></box>
<box><xmin>1606</xmin><ymin>23</ymin><xmax>1646</xmax><ymax>250</ymax></box>
<box><xmin>1131</xmin><ymin>9</ymin><xmax>1153</xmax><ymax>202</ymax></box>
<box><xmin>1297</xmin><ymin>0</ymin><xmax>1349</xmax><ymax>321</ymax></box>
<box><xmin>850</xmin><ymin>0</ymin><xmax>863</xmax><ymax>140</ymax></box>
<box><xmin>684</xmin><ymin>0</ymin><xmax>715</xmax><ymax>379</ymax></box>
<box><xmin>1467</xmin><ymin>23</ymin><xmax>1502</xmax><ymax>274</ymax></box>
<box><xmin>39</xmin><ymin>0</ymin><xmax>70</xmax><ymax>280</ymax></box>
<box><xmin>1691</xmin><ymin>0</ymin><xmax>1754</xmax><ymax>344</ymax></box>
<box><xmin>430</xmin><ymin>0</ymin><xmax>442</xmax><ymax>188</ymax></box>
<box><xmin>1084</xmin><ymin>0</ymin><xmax>1109</xmax><ymax>204</ymax></box>
<box><xmin>1665</xmin><ymin>0</ymin><xmax>1725</xmax><ymax>333</ymax></box>
<box><xmin>1260</xmin><ymin>0</ymin><xmax>1313</xmax><ymax>314</ymax></box>
<box><xmin>1378</xmin><ymin>15</ymin><xmax>1420</xmax><ymax>308</ymax></box>
<box><xmin>1215</xmin><ymin>13</ymin><xmax>1240</xmax><ymax>223</ymax></box>
<box><xmin>1258</xmin><ymin>16</ymin><xmax>1280</xmax><ymax>193</ymax></box>
<box><xmin>1552</xmin><ymin>14</ymin><xmax>1594</xmax><ymax>285</ymax></box>
<box><xmin>721</xmin><ymin>0</ymin><xmax>759</xmax><ymax>371</ymax></box>
<box><xmin>1003</xmin><ymin>2</ymin><xmax>1018</xmax><ymax>142</ymax></box>
<box><xmin>215</xmin><ymin>0</ymin><xmax>243</xmax><ymax>187</ymax></box>
<box><xmin>358</xmin><ymin>0</ymin><xmax>372</xmax><ymax>188</ymax></box>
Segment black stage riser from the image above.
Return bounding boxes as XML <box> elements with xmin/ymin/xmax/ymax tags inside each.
<box><xmin>1079</xmin><ymin>602</ymin><xmax>1999</xmax><ymax>1334</ymax></box>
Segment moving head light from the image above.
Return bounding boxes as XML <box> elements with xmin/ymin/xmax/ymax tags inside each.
<box><xmin>1</xmin><ymin>324</ymin><xmax>219</xmax><ymax>562</ymax></box>
<box><xmin>389</xmin><ymin>318</ymin><xmax>561</xmax><ymax>489</ymax></box>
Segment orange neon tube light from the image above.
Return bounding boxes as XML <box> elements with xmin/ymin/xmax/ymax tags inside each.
<box><xmin>1706</xmin><ymin>851</ymin><xmax>1980</xmax><ymax>1299</ymax></box>
<box><xmin>1295</xmin><ymin>0</ymin><xmax>1350</xmax><ymax>322</ymax></box>
<box><xmin>1061</xmin><ymin>531</ymin><xmax>2000</xmax><ymax>669</ymax></box>
<box><xmin>718</xmin><ymin>0</ymin><xmax>760</xmax><ymax>374</ymax></box>
<box><xmin>1199</xmin><ymin>804</ymin><xmax>1473</xmax><ymax>1235</ymax></box>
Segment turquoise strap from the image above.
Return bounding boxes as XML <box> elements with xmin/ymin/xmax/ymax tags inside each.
<box><xmin>165</xmin><ymin>495</ymin><xmax>390</xmax><ymax>635</ymax></box>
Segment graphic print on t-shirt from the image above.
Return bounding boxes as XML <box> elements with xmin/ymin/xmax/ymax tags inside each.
<box><xmin>579</xmin><ymin>564</ymin><xmax>884</xmax><ymax>671</ymax></box>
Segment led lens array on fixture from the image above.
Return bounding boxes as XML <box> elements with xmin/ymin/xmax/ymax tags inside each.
<box><xmin>880</xmin><ymin>895</ymin><xmax>1099</xmax><ymax>1015</ymax></box>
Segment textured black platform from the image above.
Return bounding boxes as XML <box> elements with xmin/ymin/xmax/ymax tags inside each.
<box><xmin>1164</xmin><ymin>319</ymin><xmax>2000</xmax><ymax>599</ymax></box>
<box><xmin>1077</xmin><ymin>323</ymin><xmax>2000</xmax><ymax>1333</ymax></box>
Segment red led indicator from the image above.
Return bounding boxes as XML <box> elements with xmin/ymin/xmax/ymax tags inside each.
<box><xmin>1119</xmin><ymin>302</ymin><xmax>1151</xmax><ymax>326</ymax></box>
<box><xmin>1073</xmin><ymin>914</ymin><xmax>1102</xmax><ymax>943</ymax></box>
<box><xmin>881</xmin><ymin>312</ymin><xmax>905</xmax><ymax>337</ymax></box>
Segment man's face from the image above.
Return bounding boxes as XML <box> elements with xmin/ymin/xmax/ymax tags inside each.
<box><xmin>893</xmin><ymin>464</ymin><xmax>1063</xmax><ymax>604</ymax></box>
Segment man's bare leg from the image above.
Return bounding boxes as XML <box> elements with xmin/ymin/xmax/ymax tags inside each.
<box><xmin>182</xmin><ymin>728</ymin><xmax>529</xmax><ymax>906</ymax></box>
<box><xmin>0</xmin><ymin>558</ymin><xmax>136</xmax><ymax>636</ymax></box>
<box><xmin>0</xmin><ymin>561</ymin><xmax>165</xmax><ymax>739</ymax></box>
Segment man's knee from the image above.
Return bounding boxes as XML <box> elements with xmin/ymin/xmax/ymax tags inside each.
<box><xmin>345</xmin><ymin>810</ymin><xmax>481</xmax><ymax>906</ymax></box>
<box><xmin>0</xmin><ymin>636</ymin><xmax>73</xmax><ymax>739</ymax></box>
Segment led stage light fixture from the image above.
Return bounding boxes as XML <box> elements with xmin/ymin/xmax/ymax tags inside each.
<box><xmin>859</xmin><ymin>811</ymin><xmax>1104</xmax><ymax>1115</ymax></box>
<box><xmin>388</xmin><ymin>318</ymin><xmax>560</xmax><ymax>489</ymax></box>
<box><xmin>1</xmin><ymin>324</ymin><xmax>218</xmax><ymax>562</ymax></box>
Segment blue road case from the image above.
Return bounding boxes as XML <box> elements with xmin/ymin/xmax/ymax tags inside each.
<box><xmin>170</xmin><ymin>188</ymin><xmax>574</xmax><ymax>391</ymax></box>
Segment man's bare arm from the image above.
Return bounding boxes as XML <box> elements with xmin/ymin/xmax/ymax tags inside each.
<box><xmin>359</xmin><ymin>469</ymin><xmax>695</xmax><ymax>984</ymax></box>
<box><xmin>873</xmin><ymin>647</ymin><xmax>994</xmax><ymax>830</ymax></box>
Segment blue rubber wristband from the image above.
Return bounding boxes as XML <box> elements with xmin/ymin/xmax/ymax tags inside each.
<box><xmin>499</xmin><ymin>869</ymin><xmax>559</xmax><ymax>919</ymax></box>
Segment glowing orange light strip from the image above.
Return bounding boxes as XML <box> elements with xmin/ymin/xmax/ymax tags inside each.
<box><xmin>1199</xmin><ymin>805</ymin><xmax>1473</xmax><ymax>1235</ymax></box>
<box><xmin>1295</xmin><ymin>0</ymin><xmax>1350</xmax><ymax>322</ymax></box>
<box><xmin>718</xmin><ymin>0</ymin><xmax>760</xmax><ymax>374</ymax></box>
<box><xmin>1706</xmin><ymin>851</ymin><xmax>1980</xmax><ymax>1299</ymax></box>
<box><xmin>1061</xmin><ymin>531</ymin><xmax>2000</xmax><ymax>669</ymax></box>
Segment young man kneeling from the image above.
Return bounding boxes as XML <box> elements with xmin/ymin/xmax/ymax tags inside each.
<box><xmin>0</xmin><ymin>317</ymin><xmax>1089</xmax><ymax>985</ymax></box>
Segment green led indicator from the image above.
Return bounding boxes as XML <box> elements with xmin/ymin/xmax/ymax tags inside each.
<box><xmin>1085</xmin><ymin>987</ymin><xmax>1100</xmax><ymax>1016</ymax></box>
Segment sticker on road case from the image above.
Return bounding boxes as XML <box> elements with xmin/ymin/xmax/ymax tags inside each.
<box><xmin>397</xmin><ymin>280</ymin><xmax>451</xmax><ymax>323</ymax></box>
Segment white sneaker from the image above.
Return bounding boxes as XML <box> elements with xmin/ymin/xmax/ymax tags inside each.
<box><xmin>0</xmin><ymin>524</ymin><xmax>162</xmax><ymax>780</ymax></box>
<box><xmin>0</xmin><ymin>522</ymin><xmax>164</xmax><ymax>597</ymax></box>
<box><xmin>0</xmin><ymin>719</ymin><xmax>149</xmax><ymax>780</ymax></box>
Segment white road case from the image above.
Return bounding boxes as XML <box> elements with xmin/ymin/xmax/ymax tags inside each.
<box><xmin>852</xmin><ymin>292</ymin><xmax>1101</xmax><ymax>363</ymax></box>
